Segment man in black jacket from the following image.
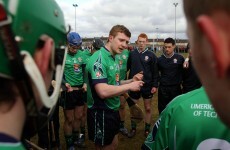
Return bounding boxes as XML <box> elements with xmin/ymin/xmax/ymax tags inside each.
<box><xmin>127</xmin><ymin>33</ymin><xmax>158</xmax><ymax>138</ymax></box>
<box><xmin>157</xmin><ymin>38</ymin><xmax>184</xmax><ymax>113</ymax></box>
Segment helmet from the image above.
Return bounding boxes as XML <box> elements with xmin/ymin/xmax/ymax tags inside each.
<box><xmin>92</xmin><ymin>38</ymin><xmax>104</xmax><ymax>50</ymax></box>
<box><xmin>0</xmin><ymin>0</ymin><xmax>66</xmax><ymax>78</ymax></box>
<box><xmin>0</xmin><ymin>0</ymin><xmax>66</xmax><ymax>137</ymax></box>
<box><xmin>67</xmin><ymin>32</ymin><xmax>82</xmax><ymax>46</ymax></box>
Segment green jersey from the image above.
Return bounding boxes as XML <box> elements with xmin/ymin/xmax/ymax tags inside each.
<box><xmin>86</xmin><ymin>47</ymin><xmax>120</xmax><ymax>111</ymax></box>
<box><xmin>116</xmin><ymin>49</ymin><xmax>129</xmax><ymax>80</ymax></box>
<box><xmin>142</xmin><ymin>87</ymin><xmax>230</xmax><ymax>150</ymax></box>
<box><xmin>82</xmin><ymin>49</ymin><xmax>92</xmax><ymax>81</ymax></box>
<box><xmin>82</xmin><ymin>49</ymin><xmax>92</xmax><ymax>65</ymax></box>
<box><xmin>64</xmin><ymin>50</ymin><xmax>85</xmax><ymax>86</ymax></box>
<box><xmin>0</xmin><ymin>144</ymin><xmax>24</xmax><ymax>150</ymax></box>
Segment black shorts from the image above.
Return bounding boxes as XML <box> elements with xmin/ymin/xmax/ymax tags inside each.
<box><xmin>82</xmin><ymin>92</ymin><xmax>87</xmax><ymax>103</ymax></box>
<box><xmin>129</xmin><ymin>85</ymin><xmax>153</xmax><ymax>100</ymax></box>
<box><xmin>87</xmin><ymin>108</ymin><xmax>120</xmax><ymax>146</ymax></box>
<box><xmin>60</xmin><ymin>90</ymin><xmax>84</xmax><ymax>110</ymax></box>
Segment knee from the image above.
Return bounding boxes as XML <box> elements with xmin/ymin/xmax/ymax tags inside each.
<box><xmin>145</xmin><ymin>107</ymin><xmax>151</xmax><ymax>113</ymax></box>
<box><xmin>65</xmin><ymin>116</ymin><xmax>74</xmax><ymax>125</ymax></box>
<box><xmin>119</xmin><ymin>103</ymin><xmax>125</xmax><ymax>110</ymax></box>
<box><xmin>75</xmin><ymin>112</ymin><xmax>83</xmax><ymax>120</ymax></box>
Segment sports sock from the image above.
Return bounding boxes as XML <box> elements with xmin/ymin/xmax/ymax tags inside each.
<box><xmin>131</xmin><ymin>120</ymin><xmax>137</xmax><ymax>130</ymax></box>
<box><xmin>72</xmin><ymin>130</ymin><xmax>79</xmax><ymax>142</ymax></box>
<box><xmin>80</xmin><ymin>126</ymin><xmax>86</xmax><ymax>135</ymax></box>
<box><xmin>145</xmin><ymin>123</ymin><xmax>151</xmax><ymax>132</ymax></box>
<box><xmin>120</xmin><ymin>121</ymin><xmax>125</xmax><ymax>129</ymax></box>
<box><xmin>64</xmin><ymin>135</ymin><xmax>73</xmax><ymax>148</ymax></box>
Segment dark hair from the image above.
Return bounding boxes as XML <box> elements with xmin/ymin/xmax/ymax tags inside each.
<box><xmin>164</xmin><ymin>37</ymin><xmax>175</xmax><ymax>45</ymax></box>
<box><xmin>92</xmin><ymin>38</ymin><xmax>104</xmax><ymax>50</ymax></box>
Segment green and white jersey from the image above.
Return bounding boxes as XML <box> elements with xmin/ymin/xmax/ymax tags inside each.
<box><xmin>82</xmin><ymin>49</ymin><xmax>92</xmax><ymax>82</ymax></box>
<box><xmin>116</xmin><ymin>49</ymin><xmax>129</xmax><ymax>80</ymax></box>
<box><xmin>64</xmin><ymin>50</ymin><xmax>85</xmax><ymax>86</ymax></box>
<box><xmin>82</xmin><ymin>49</ymin><xmax>92</xmax><ymax>65</ymax></box>
<box><xmin>142</xmin><ymin>87</ymin><xmax>230</xmax><ymax>150</ymax></box>
<box><xmin>86</xmin><ymin>47</ymin><xmax>120</xmax><ymax>111</ymax></box>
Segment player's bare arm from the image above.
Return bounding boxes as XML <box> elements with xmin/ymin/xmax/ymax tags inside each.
<box><xmin>94</xmin><ymin>81</ymin><xmax>144</xmax><ymax>99</ymax></box>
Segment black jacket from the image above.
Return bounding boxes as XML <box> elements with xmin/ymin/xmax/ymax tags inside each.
<box><xmin>127</xmin><ymin>48</ymin><xmax>158</xmax><ymax>88</ymax></box>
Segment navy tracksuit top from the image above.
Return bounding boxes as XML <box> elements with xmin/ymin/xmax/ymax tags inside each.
<box><xmin>127</xmin><ymin>48</ymin><xmax>158</xmax><ymax>88</ymax></box>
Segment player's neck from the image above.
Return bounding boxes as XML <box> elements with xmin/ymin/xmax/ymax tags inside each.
<box><xmin>0</xmin><ymin>97</ymin><xmax>26</xmax><ymax>140</ymax></box>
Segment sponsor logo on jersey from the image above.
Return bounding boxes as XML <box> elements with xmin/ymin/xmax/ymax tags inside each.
<box><xmin>78</xmin><ymin>57</ymin><xmax>82</xmax><ymax>62</ymax></box>
<box><xmin>96</xmin><ymin>71</ymin><xmax>101</xmax><ymax>77</ymax></box>
<box><xmin>119</xmin><ymin>60</ymin><xmax>123</xmax><ymax>68</ymax></box>
<box><xmin>74</xmin><ymin>64</ymin><xmax>80</xmax><ymax>72</ymax></box>
<box><xmin>115</xmin><ymin>73</ymin><xmax>120</xmax><ymax>85</ymax></box>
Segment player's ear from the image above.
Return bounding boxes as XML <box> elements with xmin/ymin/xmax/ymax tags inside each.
<box><xmin>34</xmin><ymin>35</ymin><xmax>54</xmax><ymax>79</ymax></box>
<box><xmin>108</xmin><ymin>35</ymin><xmax>113</xmax><ymax>43</ymax></box>
<box><xmin>197</xmin><ymin>15</ymin><xmax>230</xmax><ymax>78</ymax></box>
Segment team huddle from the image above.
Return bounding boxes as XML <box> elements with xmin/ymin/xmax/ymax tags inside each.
<box><xmin>1</xmin><ymin>0</ymin><xmax>230</xmax><ymax>150</ymax></box>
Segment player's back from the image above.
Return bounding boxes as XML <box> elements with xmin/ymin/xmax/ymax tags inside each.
<box><xmin>168</xmin><ymin>87</ymin><xmax>230</xmax><ymax>149</ymax></box>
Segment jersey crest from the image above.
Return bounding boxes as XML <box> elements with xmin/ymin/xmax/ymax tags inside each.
<box><xmin>145</xmin><ymin>56</ymin><xmax>149</xmax><ymax>61</ymax></box>
<box><xmin>122</xmin><ymin>54</ymin><xmax>127</xmax><ymax>59</ymax></box>
<box><xmin>93</xmin><ymin>54</ymin><xmax>104</xmax><ymax>78</ymax></box>
<box><xmin>173</xmin><ymin>58</ymin><xmax>178</xmax><ymax>63</ymax></box>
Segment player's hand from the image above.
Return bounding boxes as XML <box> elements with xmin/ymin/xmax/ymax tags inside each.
<box><xmin>183</xmin><ymin>58</ymin><xmax>189</xmax><ymax>68</ymax></box>
<box><xmin>151</xmin><ymin>87</ymin><xmax>157</xmax><ymax>94</ymax></box>
<box><xmin>133</xmin><ymin>71</ymin><xmax>143</xmax><ymax>81</ymax></box>
<box><xmin>65</xmin><ymin>83</ymin><xmax>73</xmax><ymax>92</ymax></box>
<box><xmin>82</xmin><ymin>83</ymin><xmax>87</xmax><ymax>92</ymax></box>
<box><xmin>129</xmin><ymin>81</ymin><xmax>144</xmax><ymax>91</ymax></box>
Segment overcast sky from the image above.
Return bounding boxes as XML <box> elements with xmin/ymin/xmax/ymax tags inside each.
<box><xmin>55</xmin><ymin>0</ymin><xmax>187</xmax><ymax>42</ymax></box>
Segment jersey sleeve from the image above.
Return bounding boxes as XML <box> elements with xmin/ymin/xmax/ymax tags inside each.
<box><xmin>142</xmin><ymin>113</ymin><xmax>169</xmax><ymax>150</ymax></box>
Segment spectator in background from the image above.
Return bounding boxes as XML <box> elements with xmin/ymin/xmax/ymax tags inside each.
<box><xmin>127</xmin><ymin>33</ymin><xmax>158</xmax><ymax>138</ymax></box>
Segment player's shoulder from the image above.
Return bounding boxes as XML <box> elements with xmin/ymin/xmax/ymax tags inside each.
<box><xmin>174</xmin><ymin>53</ymin><xmax>185</xmax><ymax>59</ymax></box>
<box><xmin>157</xmin><ymin>55</ymin><xmax>165</xmax><ymax>61</ymax></box>
<box><xmin>164</xmin><ymin>87</ymin><xmax>207</xmax><ymax>112</ymax></box>
<box><xmin>82</xmin><ymin>49</ymin><xmax>91</xmax><ymax>55</ymax></box>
